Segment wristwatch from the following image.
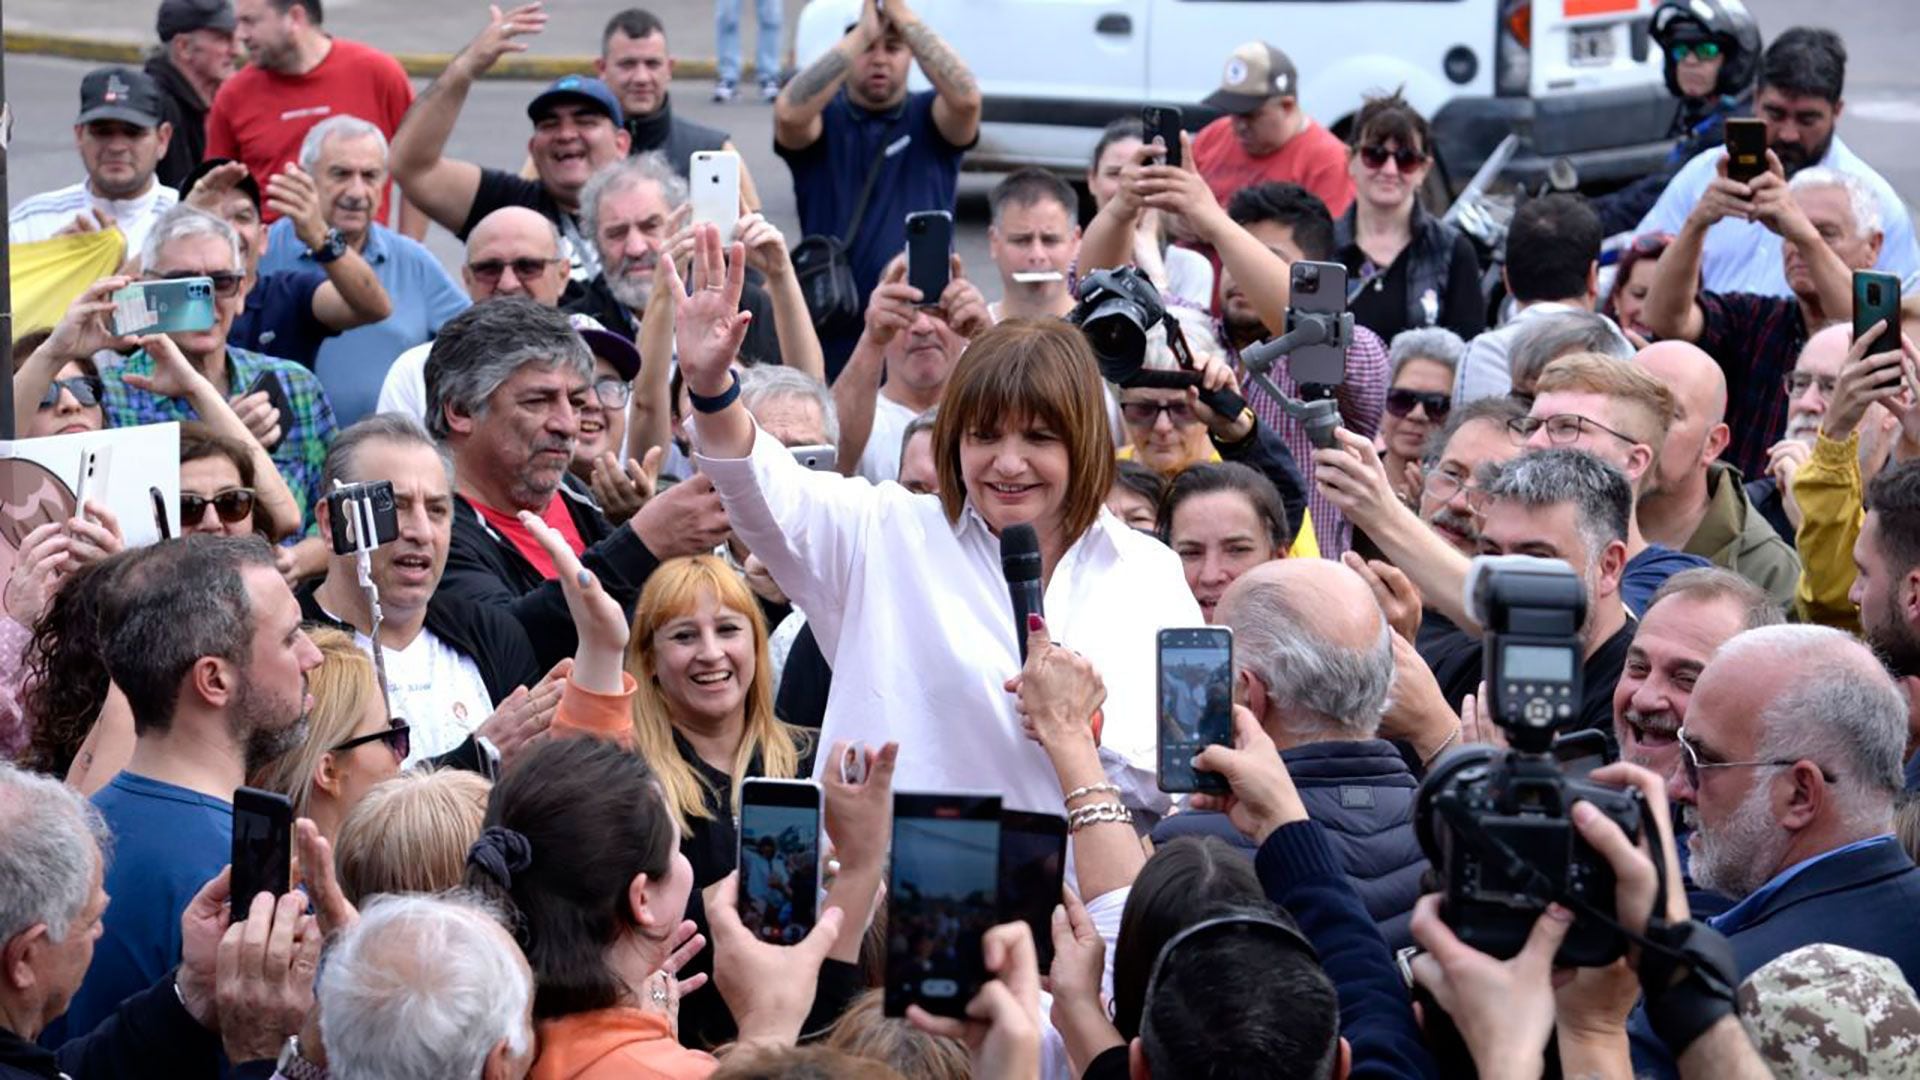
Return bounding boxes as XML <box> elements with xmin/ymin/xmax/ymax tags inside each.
<box><xmin>309</xmin><ymin>228</ymin><xmax>348</xmax><ymax>265</ymax></box>
<box><xmin>277</xmin><ymin>1034</ymin><xmax>329</xmax><ymax>1080</ymax></box>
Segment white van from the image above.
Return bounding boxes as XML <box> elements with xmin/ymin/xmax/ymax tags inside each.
<box><xmin>793</xmin><ymin>0</ymin><xmax>1678</xmax><ymax>190</ymax></box>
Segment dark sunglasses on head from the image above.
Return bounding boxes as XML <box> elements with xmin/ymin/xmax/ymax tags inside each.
<box><xmin>332</xmin><ymin>717</ymin><xmax>411</xmax><ymax>761</ymax></box>
<box><xmin>468</xmin><ymin>257</ymin><xmax>562</xmax><ymax>283</ymax></box>
<box><xmin>1358</xmin><ymin>143</ymin><xmax>1428</xmax><ymax>171</ymax></box>
<box><xmin>181</xmin><ymin>487</ymin><xmax>257</xmax><ymax>525</ymax></box>
<box><xmin>39</xmin><ymin>375</ymin><xmax>105</xmax><ymax>409</ymax></box>
<box><xmin>1670</xmin><ymin>41</ymin><xmax>1723</xmax><ymax>61</ymax></box>
<box><xmin>150</xmin><ymin>268</ymin><xmax>246</xmax><ymax>297</ymax></box>
<box><xmin>1385</xmin><ymin>388</ymin><xmax>1451</xmax><ymax>420</ymax></box>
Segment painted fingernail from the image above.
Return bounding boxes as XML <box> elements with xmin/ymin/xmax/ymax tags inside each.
<box><xmin>577</xmin><ymin>569</ymin><xmax>592</xmax><ymax>587</ymax></box>
<box><xmin>1027</xmin><ymin>613</ymin><xmax>1044</xmax><ymax>632</ymax></box>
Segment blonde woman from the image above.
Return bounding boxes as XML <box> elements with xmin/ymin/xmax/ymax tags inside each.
<box><xmin>252</xmin><ymin>627</ymin><xmax>406</xmax><ymax>842</ymax></box>
<box><xmin>333</xmin><ymin>768</ymin><xmax>491</xmax><ymax>905</ymax></box>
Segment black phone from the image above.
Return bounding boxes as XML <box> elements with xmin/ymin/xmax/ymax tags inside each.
<box><xmin>885</xmin><ymin>791</ymin><xmax>1002</xmax><ymax>1018</ymax></box>
<box><xmin>230</xmin><ymin>786</ymin><xmax>294</xmax><ymax>920</ymax></box>
<box><xmin>1854</xmin><ymin>270</ymin><xmax>1904</xmax><ymax>388</ymax></box>
<box><xmin>998</xmin><ymin>809</ymin><xmax>1067</xmax><ymax>971</ymax></box>
<box><xmin>1723</xmin><ymin>118</ymin><xmax>1767</xmax><ymax>184</ymax></box>
<box><xmin>1550</xmin><ymin>729</ymin><xmax>1616</xmax><ymax>780</ymax></box>
<box><xmin>1287</xmin><ymin>260</ymin><xmax>1351</xmax><ymax>388</ymax></box>
<box><xmin>1141</xmin><ymin>105</ymin><xmax>1183</xmax><ymax>168</ymax></box>
<box><xmin>737</xmin><ymin>778</ymin><xmax>823</xmax><ymax>944</ymax></box>
<box><xmin>905</xmin><ymin>211</ymin><xmax>953</xmax><ymax>305</ymax></box>
<box><xmin>1157</xmin><ymin>626</ymin><xmax>1235</xmax><ymax>794</ymax></box>
<box><xmin>246</xmin><ymin>370</ymin><xmax>294</xmax><ymax>453</ymax></box>
<box><xmin>325</xmin><ymin>479</ymin><xmax>399</xmax><ymax>556</ymax></box>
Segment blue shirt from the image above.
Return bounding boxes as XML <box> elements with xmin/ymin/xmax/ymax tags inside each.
<box><xmin>1621</xmin><ymin>543</ymin><xmax>1711</xmax><ymax>617</ymax></box>
<box><xmin>59</xmin><ymin>773</ymin><xmax>231</xmax><ymax>1044</ymax></box>
<box><xmin>229</xmin><ymin>269</ymin><xmax>333</xmax><ymax>369</ymax></box>
<box><xmin>260</xmin><ymin>220</ymin><xmax>471</xmax><ymax>425</ymax></box>
<box><xmin>1635</xmin><ymin>134</ymin><xmax>1920</xmax><ymax>298</ymax></box>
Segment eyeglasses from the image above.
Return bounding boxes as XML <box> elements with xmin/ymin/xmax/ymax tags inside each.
<box><xmin>1422</xmin><ymin>469</ymin><xmax>1480</xmax><ymax>504</ymax></box>
<box><xmin>180</xmin><ymin>487</ymin><xmax>257</xmax><ymax>525</ymax></box>
<box><xmin>591</xmin><ymin>377</ymin><xmax>633</xmax><ymax>409</ymax></box>
<box><xmin>1676</xmin><ymin>725</ymin><xmax>1834</xmax><ymax>790</ymax></box>
<box><xmin>1386</xmin><ymin>388</ymin><xmax>1451</xmax><ymax>420</ymax></box>
<box><xmin>331</xmin><ymin>717</ymin><xmax>412</xmax><ymax>762</ymax></box>
<box><xmin>467</xmin><ymin>257</ymin><xmax>563</xmax><ymax>284</ymax></box>
<box><xmin>1670</xmin><ymin>41</ymin><xmax>1723</xmax><ymax>61</ymax></box>
<box><xmin>1358</xmin><ymin>143</ymin><xmax>1428</xmax><ymax>171</ymax></box>
<box><xmin>38</xmin><ymin>375</ymin><xmax>104</xmax><ymax>410</ymax></box>
<box><xmin>1120</xmin><ymin>400</ymin><xmax>1196</xmax><ymax>426</ymax></box>
<box><xmin>1507</xmin><ymin>414</ymin><xmax>1641</xmax><ymax>448</ymax></box>
<box><xmin>149</xmin><ymin>268</ymin><xmax>246</xmax><ymax>297</ymax></box>
<box><xmin>1784</xmin><ymin>371</ymin><xmax>1838</xmax><ymax>398</ymax></box>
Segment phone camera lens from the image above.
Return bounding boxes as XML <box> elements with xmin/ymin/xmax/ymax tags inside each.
<box><xmin>1868</xmin><ymin>284</ymin><xmax>1883</xmax><ymax>305</ymax></box>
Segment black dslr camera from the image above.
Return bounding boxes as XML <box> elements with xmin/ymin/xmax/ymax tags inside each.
<box><xmin>1068</xmin><ymin>268</ymin><xmax>1247</xmax><ymax>420</ymax></box>
<box><xmin>1414</xmin><ymin>556</ymin><xmax>1646</xmax><ymax>968</ymax></box>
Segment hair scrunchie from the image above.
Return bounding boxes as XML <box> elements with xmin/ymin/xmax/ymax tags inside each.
<box><xmin>468</xmin><ymin>826</ymin><xmax>534</xmax><ymax>890</ymax></box>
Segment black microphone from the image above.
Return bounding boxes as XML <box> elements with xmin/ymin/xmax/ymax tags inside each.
<box><xmin>1000</xmin><ymin>524</ymin><xmax>1044</xmax><ymax>663</ymax></box>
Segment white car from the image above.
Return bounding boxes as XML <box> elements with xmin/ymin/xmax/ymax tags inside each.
<box><xmin>793</xmin><ymin>0</ymin><xmax>1679</xmax><ymax>189</ymax></box>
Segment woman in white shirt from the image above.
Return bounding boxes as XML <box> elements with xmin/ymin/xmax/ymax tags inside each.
<box><xmin>672</xmin><ymin>227</ymin><xmax>1203</xmax><ymax>814</ymax></box>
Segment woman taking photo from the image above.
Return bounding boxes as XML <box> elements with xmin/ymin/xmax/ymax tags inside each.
<box><xmin>1335</xmin><ymin>92</ymin><xmax>1485</xmax><ymax>343</ymax></box>
<box><xmin>1085</xmin><ymin>118</ymin><xmax>1214</xmax><ymax>310</ymax></box>
<box><xmin>674</xmin><ymin>227</ymin><xmax>1201</xmax><ymax>815</ymax></box>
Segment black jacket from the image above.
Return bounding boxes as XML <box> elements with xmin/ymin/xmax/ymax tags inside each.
<box><xmin>0</xmin><ymin>968</ymin><xmax>270</xmax><ymax>1079</ymax></box>
<box><xmin>144</xmin><ymin>54</ymin><xmax>210</xmax><ymax>192</ymax></box>
<box><xmin>1150</xmin><ymin>738</ymin><xmax>1428</xmax><ymax>950</ymax></box>
<box><xmin>296</xmin><ymin>580</ymin><xmax>541</xmax><ymax>705</ymax></box>
<box><xmin>441</xmin><ymin>481</ymin><xmax>662</xmax><ymax>672</ymax></box>
<box><xmin>624</xmin><ymin>94</ymin><xmax>731</xmax><ymax>178</ymax></box>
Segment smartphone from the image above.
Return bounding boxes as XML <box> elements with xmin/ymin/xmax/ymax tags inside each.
<box><xmin>998</xmin><ymin>809</ymin><xmax>1068</xmax><ymax>971</ymax></box>
<box><xmin>1157</xmin><ymin>626</ymin><xmax>1234</xmax><ymax>794</ymax></box>
<box><xmin>790</xmin><ymin>443</ymin><xmax>838</xmax><ymax>472</ymax></box>
<box><xmin>150</xmin><ymin>485</ymin><xmax>172</xmax><ymax>540</ymax></box>
<box><xmin>691</xmin><ymin>151</ymin><xmax>743</xmax><ymax>232</ymax></box>
<box><xmin>1142</xmin><ymin>105</ymin><xmax>1183</xmax><ymax>168</ymax></box>
<box><xmin>1854</xmin><ymin>271</ymin><xmax>1903</xmax><ymax>388</ymax></box>
<box><xmin>110</xmin><ymin>277</ymin><xmax>216</xmax><ymax>337</ymax></box>
<box><xmin>905</xmin><ymin>211</ymin><xmax>953</xmax><ymax>305</ymax></box>
<box><xmin>885</xmin><ymin>791</ymin><xmax>1002</xmax><ymax>1018</ymax></box>
<box><xmin>73</xmin><ymin>445</ymin><xmax>111</xmax><ymax>520</ymax></box>
<box><xmin>230</xmin><ymin>786</ymin><xmax>294</xmax><ymax>920</ymax></box>
<box><xmin>246</xmin><ymin>370</ymin><xmax>294</xmax><ymax>453</ymax></box>
<box><xmin>326</xmin><ymin>479</ymin><xmax>399</xmax><ymax>555</ymax></box>
<box><xmin>738</xmin><ymin>778</ymin><xmax>823</xmax><ymax>944</ymax></box>
<box><xmin>1287</xmin><ymin>260</ymin><xmax>1351</xmax><ymax>387</ymax></box>
<box><xmin>1723</xmin><ymin>118</ymin><xmax>1767</xmax><ymax>184</ymax></box>
<box><xmin>1550</xmin><ymin>729</ymin><xmax>1616</xmax><ymax>780</ymax></box>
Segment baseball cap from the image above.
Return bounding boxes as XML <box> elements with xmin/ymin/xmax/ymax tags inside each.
<box><xmin>157</xmin><ymin>0</ymin><xmax>236</xmax><ymax>41</ymax></box>
<box><xmin>1738</xmin><ymin>944</ymin><xmax>1920</xmax><ymax>1079</ymax></box>
<box><xmin>178</xmin><ymin>157</ymin><xmax>261</xmax><ymax>213</ymax></box>
<box><xmin>526</xmin><ymin>75</ymin><xmax>625</xmax><ymax>129</ymax></box>
<box><xmin>569</xmin><ymin>313</ymin><xmax>641</xmax><ymax>382</ymax></box>
<box><xmin>76</xmin><ymin>67</ymin><xmax>164</xmax><ymax>128</ymax></box>
<box><xmin>1202</xmin><ymin>42</ymin><xmax>1300</xmax><ymax>115</ymax></box>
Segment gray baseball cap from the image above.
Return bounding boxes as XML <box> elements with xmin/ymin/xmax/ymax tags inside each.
<box><xmin>157</xmin><ymin>0</ymin><xmax>236</xmax><ymax>41</ymax></box>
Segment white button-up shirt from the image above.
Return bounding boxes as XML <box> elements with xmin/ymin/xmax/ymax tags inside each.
<box><xmin>698</xmin><ymin>427</ymin><xmax>1203</xmax><ymax>815</ymax></box>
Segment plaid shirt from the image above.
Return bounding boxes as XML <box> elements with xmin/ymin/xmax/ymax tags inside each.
<box><xmin>1695</xmin><ymin>291</ymin><xmax>1809</xmax><ymax>480</ymax></box>
<box><xmin>1222</xmin><ymin>322</ymin><xmax>1389</xmax><ymax>557</ymax></box>
<box><xmin>99</xmin><ymin>346</ymin><xmax>337</xmax><ymax>527</ymax></box>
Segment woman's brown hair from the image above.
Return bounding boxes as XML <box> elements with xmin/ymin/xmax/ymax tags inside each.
<box><xmin>932</xmin><ymin>318</ymin><xmax>1116</xmax><ymax>543</ymax></box>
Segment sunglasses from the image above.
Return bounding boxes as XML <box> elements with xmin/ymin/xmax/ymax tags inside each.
<box><xmin>1120</xmin><ymin>400</ymin><xmax>1197</xmax><ymax>426</ymax></box>
<box><xmin>1358</xmin><ymin>144</ymin><xmax>1428</xmax><ymax>171</ymax></box>
<box><xmin>1670</xmin><ymin>41</ymin><xmax>1723</xmax><ymax>61</ymax></box>
<box><xmin>180</xmin><ymin>487</ymin><xmax>257</xmax><ymax>525</ymax></box>
<box><xmin>468</xmin><ymin>257</ymin><xmax>562</xmax><ymax>284</ymax></box>
<box><xmin>1385</xmin><ymin>388</ymin><xmax>1451</xmax><ymax>420</ymax></box>
<box><xmin>39</xmin><ymin>375</ymin><xmax>104</xmax><ymax>410</ymax></box>
<box><xmin>332</xmin><ymin>717</ymin><xmax>412</xmax><ymax>762</ymax></box>
<box><xmin>150</xmin><ymin>268</ymin><xmax>246</xmax><ymax>298</ymax></box>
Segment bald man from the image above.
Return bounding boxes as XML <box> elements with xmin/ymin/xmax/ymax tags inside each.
<box><xmin>376</xmin><ymin>206</ymin><xmax>572</xmax><ymax>421</ymax></box>
<box><xmin>1636</xmin><ymin>341</ymin><xmax>1801</xmax><ymax>609</ymax></box>
<box><xmin>1150</xmin><ymin>559</ymin><xmax>1429</xmax><ymax>949</ymax></box>
<box><xmin>1747</xmin><ymin>323</ymin><xmax>1851</xmax><ymax>544</ymax></box>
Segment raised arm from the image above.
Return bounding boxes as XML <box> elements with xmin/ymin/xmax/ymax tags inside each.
<box><xmin>739</xmin><ymin>212</ymin><xmax>826</xmax><ymax>382</ymax></box>
<box><xmin>834</xmin><ymin>259</ymin><xmax>915</xmax><ymax>474</ymax></box>
<box><xmin>265</xmin><ymin>165</ymin><xmax>392</xmax><ymax>330</ymax></box>
<box><xmin>1136</xmin><ymin>133</ymin><xmax>1293</xmax><ymax>329</ymax></box>
<box><xmin>678</xmin><ymin>225</ymin><xmax>759</xmax><ymax>459</ymax></box>
<box><xmin>1313</xmin><ymin>428</ymin><xmax>1477</xmax><ymax>629</ymax></box>
<box><xmin>13</xmin><ymin>276</ymin><xmax>135</xmax><ymax>436</ymax></box>
<box><xmin>885</xmin><ymin>0</ymin><xmax>981</xmax><ymax>148</ymax></box>
<box><xmin>1079</xmin><ymin>146</ymin><xmax>1153</xmax><ymax>275</ymax></box>
<box><xmin>1645</xmin><ymin>154</ymin><xmax>1754</xmax><ymax>343</ymax></box>
<box><xmin>774</xmin><ymin>0</ymin><xmax>880</xmax><ymax>150</ymax></box>
<box><xmin>390</xmin><ymin>3</ymin><xmax>548</xmax><ymax>232</ymax></box>
<box><xmin>1750</xmin><ymin>156</ymin><xmax>1852</xmax><ymax>325</ymax></box>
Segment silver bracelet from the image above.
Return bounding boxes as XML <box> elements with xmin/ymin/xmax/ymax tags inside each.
<box><xmin>1424</xmin><ymin>724</ymin><xmax>1462</xmax><ymax>767</ymax></box>
<box><xmin>1068</xmin><ymin>801</ymin><xmax>1134</xmax><ymax>833</ymax></box>
<box><xmin>1063</xmin><ymin>781</ymin><xmax>1121</xmax><ymax>806</ymax></box>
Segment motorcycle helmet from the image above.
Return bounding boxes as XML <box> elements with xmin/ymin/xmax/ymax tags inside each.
<box><xmin>1650</xmin><ymin>0</ymin><xmax>1761</xmax><ymax>100</ymax></box>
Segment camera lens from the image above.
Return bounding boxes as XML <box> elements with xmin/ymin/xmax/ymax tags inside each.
<box><xmin>1868</xmin><ymin>283</ymin><xmax>1883</xmax><ymax>305</ymax></box>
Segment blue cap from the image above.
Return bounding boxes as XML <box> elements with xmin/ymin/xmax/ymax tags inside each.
<box><xmin>526</xmin><ymin>75</ymin><xmax>624</xmax><ymax>128</ymax></box>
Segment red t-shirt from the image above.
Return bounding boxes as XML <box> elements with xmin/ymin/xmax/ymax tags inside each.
<box><xmin>471</xmin><ymin>493</ymin><xmax>587</xmax><ymax>581</ymax></box>
<box><xmin>1193</xmin><ymin>116</ymin><xmax>1356</xmax><ymax>219</ymax></box>
<box><xmin>205</xmin><ymin>37</ymin><xmax>414</xmax><ymax>223</ymax></box>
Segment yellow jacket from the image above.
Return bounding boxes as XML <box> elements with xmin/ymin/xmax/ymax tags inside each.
<box><xmin>1792</xmin><ymin>432</ymin><xmax>1862</xmax><ymax>631</ymax></box>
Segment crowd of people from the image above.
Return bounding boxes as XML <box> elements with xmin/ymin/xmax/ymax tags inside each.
<box><xmin>5</xmin><ymin>0</ymin><xmax>1920</xmax><ymax>1077</ymax></box>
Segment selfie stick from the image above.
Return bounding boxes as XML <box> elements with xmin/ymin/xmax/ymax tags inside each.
<box><xmin>335</xmin><ymin>481</ymin><xmax>391</xmax><ymax>712</ymax></box>
<box><xmin>1237</xmin><ymin>311</ymin><xmax>1355</xmax><ymax>450</ymax></box>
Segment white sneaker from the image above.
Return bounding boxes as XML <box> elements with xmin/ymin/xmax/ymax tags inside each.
<box><xmin>712</xmin><ymin>79</ymin><xmax>738</xmax><ymax>103</ymax></box>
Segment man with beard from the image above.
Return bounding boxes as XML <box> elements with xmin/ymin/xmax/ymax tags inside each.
<box><xmin>1746</xmin><ymin>324</ymin><xmax>1849</xmax><ymax>543</ymax></box>
<box><xmin>1632</xmin><ymin>624</ymin><xmax>1920</xmax><ymax>1077</ymax></box>
<box><xmin>1645</xmin><ymin>160</ymin><xmax>1870</xmax><ymax>479</ymax></box>
<box><xmin>774</xmin><ymin>0</ymin><xmax>981</xmax><ymax>373</ymax></box>
<box><xmin>1851</xmin><ymin>461</ymin><xmax>1920</xmax><ymax>789</ymax></box>
<box><xmin>61</xmin><ymin>535</ymin><xmax>322</xmax><ymax>1042</ymax></box>
<box><xmin>147</xmin><ymin>0</ymin><xmax>242</xmax><ymax>189</ymax></box>
<box><xmin>1635</xmin><ymin>341</ymin><xmax>1800</xmax><ymax>608</ymax></box>
<box><xmin>1636</xmin><ymin>27</ymin><xmax>1918</xmax><ymax>297</ymax></box>
<box><xmin>10</xmin><ymin>68</ymin><xmax>177</xmax><ymax>253</ymax></box>
<box><xmin>392</xmin><ymin>6</ymin><xmax>631</xmax><ymax>283</ymax></box>
<box><xmin>258</xmin><ymin>116</ymin><xmax>469</xmax><ymax>425</ymax></box>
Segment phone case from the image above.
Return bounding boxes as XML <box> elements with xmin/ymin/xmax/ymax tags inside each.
<box><xmin>230</xmin><ymin>787</ymin><xmax>294</xmax><ymax>920</ymax></box>
<box><xmin>1724</xmin><ymin>120</ymin><xmax>1767</xmax><ymax>184</ymax></box>
<box><xmin>1287</xmin><ymin>260</ymin><xmax>1351</xmax><ymax>387</ymax></box>
<box><xmin>1142</xmin><ymin>106</ymin><xmax>1183</xmax><ymax>168</ymax></box>
<box><xmin>1854</xmin><ymin>270</ymin><xmax>1902</xmax><ymax>357</ymax></box>
<box><xmin>691</xmin><ymin>151</ymin><xmax>742</xmax><ymax>231</ymax></box>
<box><xmin>905</xmin><ymin>212</ymin><xmax>953</xmax><ymax>304</ymax></box>
<box><xmin>74</xmin><ymin>446</ymin><xmax>112</xmax><ymax>518</ymax></box>
<box><xmin>111</xmin><ymin>278</ymin><xmax>216</xmax><ymax>336</ymax></box>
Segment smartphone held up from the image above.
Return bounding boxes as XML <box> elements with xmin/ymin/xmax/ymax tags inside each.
<box><xmin>737</xmin><ymin>779</ymin><xmax>823</xmax><ymax>945</ymax></box>
<box><xmin>1157</xmin><ymin>627</ymin><xmax>1235</xmax><ymax>794</ymax></box>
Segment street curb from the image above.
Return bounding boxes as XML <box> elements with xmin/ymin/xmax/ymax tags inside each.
<box><xmin>3</xmin><ymin>30</ymin><xmax>734</xmax><ymax>80</ymax></box>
